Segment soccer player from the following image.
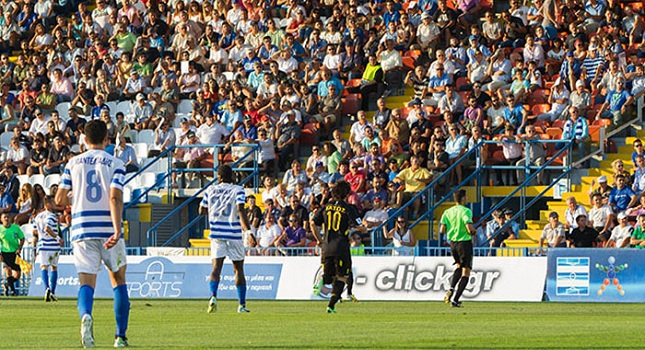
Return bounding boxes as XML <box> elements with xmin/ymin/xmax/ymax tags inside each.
<box><xmin>201</xmin><ymin>164</ymin><xmax>253</xmax><ymax>313</ymax></box>
<box><xmin>0</xmin><ymin>212</ymin><xmax>25</xmax><ymax>296</ymax></box>
<box><xmin>34</xmin><ymin>195</ymin><xmax>63</xmax><ymax>302</ymax></box>
<box><xmin>55</xmin><ymin>120</ymin><xmax>130</xmax><ymax>348</ymax></box>
<box><xmin>440</xmin><ymin>190</ymin><xmax>476</xmax><ymax>308</ymax></box>
<box><xmin>310</xmin><ymin>181</ymin><xmax>366</xmax><ymax>313</ymax></box>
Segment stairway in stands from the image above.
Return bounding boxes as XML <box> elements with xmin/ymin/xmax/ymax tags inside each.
<box><xmin>505</xmin><ymin>131</ymin><xmax>640</xmax><ymax>251</ymax></box>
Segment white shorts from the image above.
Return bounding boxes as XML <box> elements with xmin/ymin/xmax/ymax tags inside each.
<box><xmin>37</xmin><ymin>250</ymin><xmax>60</xmax><ymax>267</ymax></box>
<box><xmin>72</xmin><ymin>239</ymin><xmax>127</xmax><ymax>275</ymax></box>
<box><xmin>210</xmin><ymin>239</ymin><xmax>245</xmax><ymax>261</ymax></box>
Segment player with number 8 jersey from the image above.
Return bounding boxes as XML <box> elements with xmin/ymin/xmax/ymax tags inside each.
<box><xmin>56</xmin><ymin>120</ymin><xmax>130</xmax><ymax>348</ymax></box>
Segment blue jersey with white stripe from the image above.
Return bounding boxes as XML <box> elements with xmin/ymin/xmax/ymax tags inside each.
<box><xmin>59</xmin><ymin>149</ymin><xmax>126</xmax><ymax>242</ymax></box>
<box><xmin>200</xmin><ymin>183</ymin><xmax>246</xmax><ymax>240</ymax></box>
<box><xmin>35</xmin><ymin>210</ymin><xmax>60</xmax><ymax>252</ymax></box>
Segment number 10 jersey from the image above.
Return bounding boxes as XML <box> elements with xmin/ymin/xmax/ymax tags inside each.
<box><xmin>60</xmin><ymin>149</ymin><xmax>126</xmax><ymax>242</ymax></box>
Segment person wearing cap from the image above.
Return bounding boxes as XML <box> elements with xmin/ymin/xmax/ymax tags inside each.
<box><xmin>132</xmin><ymin>92</ymin><xmax>153</xmax><ymax>130</ymax></box>
<box><xmin>565</xmin><ymin>79</ymin><xmax>591</xmax><ymax>120</ymax></box>
<box><xmin>122</xmin><ymin>68</ymin><xmax>146</xmax><ymax>101</ymax></box>
<box><xmin>536</xmin><ymin>76</ymin><xmax>570</xmax><ymax>123</ymax></box>
<box><xmin>595</xmin><ymin>77</ymin><xmax>634</xmax><ymax>127</ymax></box>
<box><xmin>415</xmin><ymin>11</ymin><xmax>440</xmax><ymax>55</ymax></box>
<box><xmin>537</xmin><ymin>212</ymin><xmax>566</xmax><ymax>255</ymax></box>
<box><xmin>605</xmin><ymin>212</ymin><xmax>633</xmax><ymax>248</ymax></box>
<box><xmin>309</xmin><ymin>161</ymin><xmax>330</xmax><ymax>195</ymax></box>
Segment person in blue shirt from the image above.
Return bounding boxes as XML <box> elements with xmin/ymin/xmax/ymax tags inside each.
<box><xmin>502</xmin><ymin>95</ymin><xmax>528</xmax><ymax>133</ymax></box>
<box><xmin>609</xmin><ymin>175</ymin><xmax>637</xmax><ymax>213</ymax></box>
<box><xmin>0</xmin><ymin>182</ymin><xmax>17</xmax><ymax>214</ymax></box>
<box><xmin>241</xmin><ymin>50</ymin><xmax>262</xmax><ymax>73</ymax></box>
<box><xmin>595</xmin><ymin>78</ymin><xmax>634</xmax><ymax>126</ymax></box>
<box><xmin>382</xmin><ymin>1</ymin><xmax>401</xmax><ymax>27</ymax></box>
<box><xmin>236</xmin><ymin>115</ymin><xmax>258</xmax><ymax>142</ymax></box>
<box><xmin>317</xmin><ymin>69</ymin><xmax>344</xmax><ymax>98</ymax></box>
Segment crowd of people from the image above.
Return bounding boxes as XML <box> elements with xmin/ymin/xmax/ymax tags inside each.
<box><xmin>0</xmin><ymin>0</ymin><xmax>644</xmax><ymax>258</ymax></box>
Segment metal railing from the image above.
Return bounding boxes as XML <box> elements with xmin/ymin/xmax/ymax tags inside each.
<box><xmin>370</xmin><ymin>137</ymin><xmax>573</xmax><ymax>247</ymax></box>
<box><xmin>146</xmin><ymin>144</ymin><xmax>261</xmax><ymax>247</ymax></box>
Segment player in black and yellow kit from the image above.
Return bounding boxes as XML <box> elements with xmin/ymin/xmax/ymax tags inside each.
<box><xmin>311</xmin><ymin>181</ymin><xmax>366</xmax><ymax>313</ymax></box>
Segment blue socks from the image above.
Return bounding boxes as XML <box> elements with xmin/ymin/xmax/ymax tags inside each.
<box><xmin>50</xmin><ymin>271</ymin><xmax>58</xmax><ymax>294</ymax></box>
<box><xmin>237</xmin><ymin>284</ymin><xmax>247</xmax><ymax>306</ymax></box>
<box><xmin>78</xmin><ymin>285</ymin><xmax>95</xmax><ymax>318</ymax></box>
<box><xmin>209</xmin><ymin>280</ymin><xmax>219</xmax><ymax>298</ymax></box>
<box><xmin>41</xmin><ymin>269</ymin><xmax>50</xmax><ymax>289</ymax></box>
<box><xmin>113</xmin><ymin>284</ymin><xmax>130</xmax><ymax>338</ymax></box>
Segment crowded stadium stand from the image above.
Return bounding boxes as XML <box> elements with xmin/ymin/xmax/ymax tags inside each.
<box><xmin>2</xmin><ymin>0</ymin><xmax>645</xmax><ymax>296</ymax></box>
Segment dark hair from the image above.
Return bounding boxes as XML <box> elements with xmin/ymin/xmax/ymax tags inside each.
<box><xmin>217</xmin><ymin>164</ymin><xmax>234</xmax><ymax>183</ymax></box>
<box><xmin>454</xmin><ymin>189</ymin><xmax>467</xmax><ymax>204</ymax></box>
<box><xmin>332</xmin><ymin>181</ymin><xmax>352</xmax><ymax>200</ymax></box>
<box><xmin>84</xmin><ymin>120</ymin><xmax>108</xmax><ymax>145</ymax></box>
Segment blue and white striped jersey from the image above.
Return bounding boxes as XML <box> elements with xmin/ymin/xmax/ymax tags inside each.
<box><xmin>34</xmin><ymin>210</ymin><xmax>60</xmax><ymax>252</ymax></box>
<box><xmin>59</xmin><ymin>149</ymin><xmax>126</xmax><ymax>242</ymax></box>
<box><xmin>200</xmin><ymin>183</ymin><xmax>246</xmax><ymax>240</ymax></box>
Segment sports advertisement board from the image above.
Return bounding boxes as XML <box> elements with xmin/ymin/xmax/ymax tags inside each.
<box><xmin>29</xmin><ymin>256</ymin><xmax>547</xmax><ymax>301</ymax></box>
<box><xmin>546</xmin><ymin>249</ymin><xmax>645</xmax><ymax>302</ymax></box>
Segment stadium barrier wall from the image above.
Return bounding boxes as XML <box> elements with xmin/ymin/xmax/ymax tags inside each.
<box><xmin>546</xmin><ymin>249</ymin><xmax>645</xmax><ymax>303</ymax></box>
<box><xmin>28</xmin><ymin>256</ymin><xmax>546</xmax><ymax>301</ymax></box>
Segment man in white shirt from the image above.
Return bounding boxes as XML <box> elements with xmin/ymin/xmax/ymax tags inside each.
<box><xmin>196</xmin><ymin>114</ymin><xmax>229</xmax><ymax>146</ymax></box>
<box><xmin>6</xmin><ymin>137</ymin><xmax>29</xmax><ymax>174</ymax></box>
<box><xmin>273</xmin><ymin>50</ymin><xmax>298</xmax><ymax>74</ymax></box>
<box><xmin>606</xmin><ymin>212</ymin><xmax>633</xmax><ymax>248</ymax></box>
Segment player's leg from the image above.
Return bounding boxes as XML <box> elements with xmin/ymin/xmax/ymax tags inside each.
<box><xmin>50</xmin><ymin>252</ymin><xmax>60</xmax><ymax>300</ymax></box>
<box><xmin>229</xmin><ymin>240</ymin><xmax>249</xmax><ymax>312</ymax></box>
<box><xmin>452</xmin><ymin>241</ymin><xmax>473</xmax><ymax>307</ymax></box>
<box><xmin>104</xmin><ymin>239</ymin><xmax>129</xmax><ymax>347</ymax></box>
<box><xmin>41</xmin><ymin>261</ymin><xmax>51</xmax><ymax>302</ymax></box>
<box><xmin>74</xmin><ymin>240</ymin><xmax>104</xmax><ymax>348</ymax></box>
<box><xmin>328</xmin><ymin>254</ymin><xmax>351</xmax><ymax>312</ymax></box>
<box><xmin>445</xmin><ymin>242</ymin><xmax>462</xmax><ymax>303</ymax></box>
<box><xmin>2</xmin><ymin>258</ymin><xmax>13</xmax><ymax>296</ymax></box>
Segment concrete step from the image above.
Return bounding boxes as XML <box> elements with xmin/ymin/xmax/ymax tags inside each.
<box><xmin>526</xmin><ymin>220</ymin><xmax>547</xmax><ymax>230</ymax></box>
<box><xmin>503</xmin><ymin>239</ymin><xmax>539</xmax><ymax>247</ymax></box>
<box><xmin>520</xmin><ymin>229</ymin><xmax>542</xmax><ymax>241</ymax></box>
<box><xmin>189</xmin><ymin>238</ymin><xmax>210</xmax><ymax>248</ymax></box>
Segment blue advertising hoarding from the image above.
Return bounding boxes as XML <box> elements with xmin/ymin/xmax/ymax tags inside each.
<box><xmin>546</xmin><ymin>249</ymin><xmax>645</xmax><ymax>302</ymax></box>
<box><xmin>28</xmin><ymin>256</ymin><xmax>281</xmax><ymax>299</ymax></box>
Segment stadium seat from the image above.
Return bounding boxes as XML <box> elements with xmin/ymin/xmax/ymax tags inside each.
<box><xmin>455</xmin><ymin>77</ymin><xmax>469</xmax><ymax>91</ymax></box>
<box><xmin>70</xmin><ymin>144</ymin><xmax>81</xmax><ymax>153</ymax></box>
<box><xmin>137</xmin><ymin>129</ymin><xmax>155</xmax><ymax>145</ymax></box>
<box><xmin>402</xmin><ymin>56</ymin><xmax>416</xmax><ymax>71</ymax></box>
<box><xmin>44</xmin><ymin>174</ymin><xmax>61</xmax><ymax>189</ymax></box>
<box><xmin>17</xmin><ymin>174</ymin><xmax>29</xmax><ymax>188</ymax></box>
<box><xmin>300</xmin><ymin>123</ymin><xmax>318</xmax><ymax>145</ymax></box>
<box><xmin>342</xmin><ymin>94</ymin><xmax>361</xmax><ymax>115</ymax></box>
<box><xmin>551</xmin><ymin>119</ymin><xmax>565</xmax><ymax>129</ymax></box>
<box><xmin>588</xmin><ymin>125</ymin><xmax>601</xmax><ymax>142</ymax></box>
<box><xmin>55</xmin><ymin>102</ymin><xmax>71</xmax><ymax>119</ymax></box>
<box><xmin>106</xmin><ymin>101</ymin><xmax>118</xmax><ymax>112</ymax></box>
<box><xmin>531</xmin><ymin>104</ymin><xmax>550</xmax><ymax>116</ymax></box>
<box><xmin>20</xmin><ymin>223</ymin><xmax>34</xmax><ymax>245</ymax></box>
<box><xmin>29</xmin><ymin>174</ymin><xmax>45</xmax><ymax>188</ymax></box>
<box><xmin>115</xmin><ymin>101</ymin><xmax>134</xmax><ymax>117</ymax></box>
<box><xmin>403</xmin><ymin>50</ymin><xmax>422</xmax><ymax>60</ymax></box>
<box><xmin>222</xmin><ymin>72</ymin><xmax>234</xmax><ymax>81</ymax></box>
<box><xmin>133</xmin><ymin>143</ymin><xmax>149</xmax><ymax>159</ymax></box>
<box><xmin>545</xmin><ymin>127</ymin><xmax>563</xmax><ymax>140</ymax></box>
<box><xmin>177</xmin><ymin>100</ymin><xmax>193</xmax><ymax>115</ymax></box>
<box><xmin>0</xmin><ymin>132</ymin><xmax>13</xmax><ymax>148</ymax></box>
<box><xmin>123</xmin><ymin>186</ymin><xmax>132</xmax><ymax>203</ymax></box>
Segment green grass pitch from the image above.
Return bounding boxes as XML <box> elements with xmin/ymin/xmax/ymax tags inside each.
<box><xmin>4</xmin><ymin>298</ymin><xmax>645</xmax><ymax>349</ymax></box>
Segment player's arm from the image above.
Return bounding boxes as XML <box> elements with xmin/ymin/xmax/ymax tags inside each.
<box><xmin>55</xmin><ymin>187</ymin><xmax>71</xmax><ymax>207</ymax></box>
<box><xmin>104</xmin><ymin>186</ymin><xmax>124</xmax><ymax>249</ymax></box>
<box><xmin>310</xmin><ymin>220</ymin><xmax>323</xmax><ymax>245</ymax></box>
<box><xmin>238</xmin><ymin>203</ymin><xmax>252</xmax><ymax>232</ymax></box>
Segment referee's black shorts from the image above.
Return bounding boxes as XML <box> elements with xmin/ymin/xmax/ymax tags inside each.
<box><xmin>450</xmin><ymin>240</ymin><xmax>473</xmax><ymax>269</ymax></box>
<box><xmin>322</xmin><ymin>251</ymin><xmax>352</xmax><ymax>280</ymax></box>
<box><xmin>1</xmin><ymin>252</ymin><xmax>21</xmax><ymax>271</ymax></box>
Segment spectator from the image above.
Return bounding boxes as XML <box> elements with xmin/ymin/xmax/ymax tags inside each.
<box><xmin>377</xmin><ymin>38</ymin><xmax>403</xmax><ymax>92</ymax></box>
<box><xmin>605</xmin><ymin>212</ymin><xmax>633</xmax><ymax>248</ymax></box>
<box><xmin>536</xmin><ymin>78</ymin><xmax>570</xmax><ymax>123</ymax></box>
<box><xmin>42</xmin><ymin>135</ymin><xmax>69</xmax><ymax>175</ymax></box>
<box><xmin>27</xmin><ymin>135</ymin><xmax>48</xmax><ymax>176</ymax></box>
<box><xmin>132</xmin><ymin>93</ymin><xmax>153</xmax><ymax>130</ymax></box>
<box><xmin>171</xmin><ymin>131</ymin><xmax>205</xmax><ymax>188</ymax></box>
<box><xmin>385</xmin><ymin>217</ymin><xmax>416</xmax><ymax>256</ymax></box>
<box><xmin>277</xmin><ymin>214</ymin><xmax>307</xmax><ymax>250</ymax></box>
<box><xmin>394</xmin><ymin>155</ymin><xmax>432</xmax><ymax>219</ymax></box>
<box><xmin>0</xmin><ymin>181</ymin><xmax>17</xmax><ymax>214</ymax></box>
<box><xmin>609</xmin><ymin>174</ymin><xmax>638</xmax><ymax>213</ymax></box>
<box><xmin>486</xmin><ymin>209</ymin><xmax>515</xmax><ymax>250</ymax></box>
<box><xmin>564</xmin><ymin>196</ymin><xmax>588</xmax><ymax>231</ymax></box>
<box><xmin>114</xmin><ymin>136</ymin><xmax>138</xmax><ymax>174</ymax></box>
<box><xmin>515</xmin><ymin>125</ymin><xmax>546</xmax><ymax>185</ymax></box>
<box><xmin>595</xmin><ymin>78</ymin><xmax>634</xmax><ymax>127</ymax></box>
<box><xmin>561</xmin><ymin>106</ymin><xmax>589</xmax><ymax>167</ymax></box>
<box><xmin>5</xmin><ymin>137</ymin><xmax>29</xmax><ymax>175</ymax></box>
<box><xmin>537</xmin><ymin>211</ymin><xmax>566</xmax><ymax>255</ymax></box>
<box><xmin>275</xmin><ymin>112</ymin><xmax>300</xmax><ymax>171</ymax></box>
<box><xmin>566</xmin><ymin>215</ymin><xmax>598</xmax><ymax>248</ymax></box>
<box><xmin>254</xmin><ymin>212</ymin><xmax>282</xmax><ymax>255</ymax></box>
<box><xmin>589</xmin><ymin>192</ymin><xmax>614</xmax><ymax>242</ymax></box>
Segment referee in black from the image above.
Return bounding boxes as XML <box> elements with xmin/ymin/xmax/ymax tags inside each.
<box><xmin>439</xmin><ymin>190</ymin><xmax>476</xmax><ymax>308</ymax></box>
<box><xmin>311</xmin><ymin>181</ymin><xmax>366</xmax><ymax>313</ymax></box>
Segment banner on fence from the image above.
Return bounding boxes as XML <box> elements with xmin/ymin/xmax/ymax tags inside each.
<box><xmin>546</xmin><ymin>249</ymin><xmax>645</xmax><ymax>302</ymax></box>
<box><xmin>28</xmin><ymin>256</ymin><xmax>546</xmax><ymax>301</ymax></box>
